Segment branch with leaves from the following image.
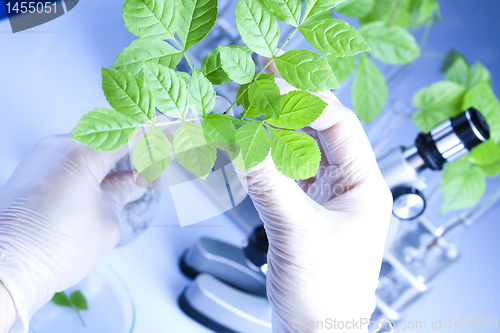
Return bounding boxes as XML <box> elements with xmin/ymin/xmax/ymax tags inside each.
<box><xmin>72</xmin><ymin>0</ymin><xmax>372</xmax><ymax>182</ymax></box>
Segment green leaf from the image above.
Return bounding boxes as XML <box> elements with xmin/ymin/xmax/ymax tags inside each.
<box><xmin>417</xmin><ymin>0</ymin><xmax>440</xmax><ymax>23</ymax></box>
<box><xmin>440</xmin><ymin>159</ymin><xmax>485</xmax><ymax>214</ymax></box>
<box><xmin>324</xmin><ymin>55</ymin><xmax>355</xmax><ymax>82</ymax></box>
<box><xmin>219</xmin><ymin>46</ymin><xmax>256</xmax><ymax>84</ymax></box>
<box><xmin>412</xmin><ymin>81</ymin><xmax>466</xmax><ymax>132</ymax></box>
<box><xmin>303</xmin><ymin>0</ymin><xmax>346</xmax><ymax>21</ymax></box>
<box><xmin>173</xmin><ymin>122</ymin><xmax>214</xmax><ymax>178</ymax></box>
<box><xmin>70</xmin><ymin>291</ymin><xmax>88</xmax><ymax>311</ymax></box>
<box><xmin>123</xmin><ymin>0</ymin><xmax>177</xmax><ymax>40</ymax></box>
<box><xmin>177</xmin><ymin>71</ymin><xmax>192</xmax><ymax>85</ymax></box>
<box><xmin>241</xmin><ymin>108</ymin><xmax>263</xmax><ymax>119</ymax></box>
<box><xmin>133</xmin><ymin>127</ymin><xmax>172</xmax><ymax>182</ymax></box>
<box><xmin>352</xmin><ymin>54</ymin><xmax>387</xmax><ymax>123</ymax></box>
<box><xmin>177</xmin><ymin>0</ymin><xmax>218</xmax><ymax>51</ymax></box>
<box><xmin>236</xmin><ymin>73</ymin><xmax>275</xmax><ymax>110</ymax></box>
<box><xmin>202</xmin><ymin>114</ymin><xmax>237</xmax><ymax>144</ymax></box>
<box><xmin>463</xmin><ymin>82</ymin><xmax>500</xmax><ymax>143</ymax></box>
<box><xmin>235</xmin><ymin>0</ymin><xmax>280</xmax><ymax>57</ymax></box>
<box><xmin>446</xmin><ymin>58</ymin><xmax>491</xmax><ymax>90</ymax></box>
<box><xmin>335</xmin><ymin>0</ymin><xmax>375</xmax><ymax>18</ymax></box>
<box><xmin>266</xmin><ymin>90</ymin><xmax>327</xmax><ymax>129</ymax></box>
<box><xmin>275</xmin><ymin>49</ymin><xmax>339</xmax><ymax>92</ymax></box>
<box><xmin>112</xmin><ymin>39</ymin><xmax>182</xmax><ymax>78</ymax></box>
<box><xmin>301</xmin><ymin>9</ymin><xmax>334</xmax><ymax>26</ymax></box>
<box><xmin>361</xmin><ymin>0</ymin><xmax>410</xmax><ymax>28</ymax></box>
<box><xmin>440</xmin><ymin>49</ymin><xmax>463</xmax><ymax>73</ymax></box>
<box><xmin>481</xmin><ymin>159</ymin><xmax>500</xmax><ymax>177</ymax></box>
<box><xmin>102</xmin><ymin>68</ymin><xmax>156</xmax><ymax>123</ymax></box>
<box><xmin>52</xmin><ymin>292</ymin><xmax>72</xmax><ymax>307</ymax></box>
<box><xmin>248</xmin><ymin>80</ymin><xmax>281</xmax><ymax>119</ymax></box>
<box><xmin>201</xmin><ymin>48</ymin><xmax>232</xmax><ymax>85</ymax></box>
<box><xmin>269</xmin><ymin>128</ymin><xmax>321</xmax><ymax>179</ymax></box>
<box><xmin>188</xmin><ymin>69</ymin><xmax>216</xmax><ymax>116</ymax></box>
<box><xmin>469</xmin><ymin>139</ymin><xmax>500</xmax><ymax>166</ymax></box>
<box><xmin>72</xmin><ymin>108</ymin><xmax>141</xmax><ymax>151</ymax></box>
<box><xmin>232</xmin><ymin>122</ymin><xmax>270</xmax><ymax>170</ymax></box>
<box><xmin>299</xmin><ymin>19</ymin><xmax>369</xmax><ymax>56</ymax></box>
<box><xmin>261</xmin><ymin>0</ymin><xmax>301</xmax><ymax>27</ymax></box>
<box><xmin>359</xmin><ymin>21</ymin><xmax>420</xmax><ymax>64</ymax></box>
<box><xmin>142</xmin><ymin>62</ymin><xmax>188</xmax><ymax>118</ymax></box>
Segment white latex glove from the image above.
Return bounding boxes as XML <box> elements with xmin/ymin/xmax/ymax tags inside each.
<box><xmin>236</xmin><ymin>78</ymin><xmax>393</xmax><ymax>332</ymax></box>
<box><xmin>0</xmin><ymin>134</ymin><xmax>146</xmax><ymax>333</ymax></box>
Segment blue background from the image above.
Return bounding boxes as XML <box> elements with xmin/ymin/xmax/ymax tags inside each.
<box><xmin>0</xmin><ymin>0</ymin><xmax>499</xmax><ymax>332</ymax></box>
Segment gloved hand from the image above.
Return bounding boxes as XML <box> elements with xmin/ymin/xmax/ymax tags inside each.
<box><xmin>0</xmin><ymin>134</ymin><xmax>146</xmax><ymax>333</ymax></box>
<box><xmin>235</xmin><ymin>78</ymin><xmax>393</xmax><ymax>332</ymax></box>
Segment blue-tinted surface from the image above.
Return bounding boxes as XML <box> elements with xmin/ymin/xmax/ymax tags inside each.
<box><xmin>0</xmin><ymin>0</ymin><xmax>499</xmax><ymax>332</ymax></box>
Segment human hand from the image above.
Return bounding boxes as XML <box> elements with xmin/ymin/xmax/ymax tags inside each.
<box><xmin>235</xmin><ymin>78</ymin><xmax>393</xmax><ymax>332</ymax></box>
<box><xmin>0</xmin><ymin>134</ymin><xmax>145</xmax><ymax>333</ymax></box>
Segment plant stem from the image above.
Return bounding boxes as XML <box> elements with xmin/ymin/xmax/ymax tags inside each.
<box><xmin>389</xmin><ymin>0</ymin><xmax>404</xmax><ymax>24</ymax></box>
<box><xmin>173</xmin><ymin>39</ymin><xmax>194</xmax><ymax>71</ymax></box>
<box><xmin>155</xmin><ymin>117</ymin><xmax>203</xmax><ymax>126</ymax></box>
<box><xmin>419</xmin><ymin>20</ymin><xmax>433</xmax><ymax>49</ymax></box>
<box><xmin>74</xmin><ymin>308</ymin><xmax>86</xmax><ymax>327</ymax></box>
<box><xmin>222</xmin><ymin>28</ymin><xmax>299</xmax><ymax>115</ymax></box>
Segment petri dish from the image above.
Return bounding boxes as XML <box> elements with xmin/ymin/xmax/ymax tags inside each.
<box><xmin>29</xmin><ymin>261</ymin><xmax>135</xmax><ymax>333</ymax></box>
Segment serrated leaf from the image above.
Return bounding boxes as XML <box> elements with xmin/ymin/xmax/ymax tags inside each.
<box><xmin>302</xmin><ymin>9</ymin><xmax>334</xmax><ymax>25</ymax></box>
<box><xmin>219</xmin><ymin>46</ymin><xmax>256</xmax><ymax>84</ymax></box>
<box><xmin>133</xmin><ymin>127</ymin><xmax>172</xmax><ymax>182</ymax></box>
<box><xmin>266</xmin><ymin>90</ymin><xmax>327</xmax><ymax>129</ymax></box>
<box><xmin>102</xmin><ymin>68</ymin><xmax>156</xmax><ymax>123</ymax></box>
<box><xmin>248</xmin><ymin>80</ymin><xmax>281</xmax><ymax>119</ymax></box>
<box><xmin>446</xmin><ymin>58</ymin><xmax>490</xmax><ymax>90</ymax></box>
<box><xmin>441</xmin><ymin>159</ymin><xmax>485</xmax><ymax>214</ymax></box>
<box><xmin>299</xmin><ymin>19</ymin><xmax>369</xmax><ymax>56</ymax></box>
<box><xmin>52</xmin><ymin>292</ymin><xmax>71</xmax><ymax>307</ymax></box>
<box><xmin>202</xmin><ymin>114</ymin><xmax>237</xmax><ymax>144</ymax></box>
<box><xmin>70</xmin><ymin>291</ymin><xmax>88</xmax><ymax>311</ymax></box>
<box><xmin>177</xmin><ymin>0</ymin><xmax>218</xmax><ymax>51</ymax></box>
<box><xmin>174</xmin><ymin>122</ymin><xmax>214</xmax><ymax>178</ymax></box>
<box><xmin>142</xmin><ymin>62</ymin><xmax>188</xmax><ymax>118</ymax></box>
<box><xmin>177</xmin><ymin>71</ymin><xmax>191</xmax><ymax>85</ymax></box>
<box><xmin>412</xmin><ymin>81</ymin><xmax>466</xmax><ymax>132</ymax></box>
<box><xmin>235</xmin><ymin>0</ymin><xmax>280</xmax><ymax>57</ymax></box>
<box><xmin>201</xmin><ymin>48</ymin><xmax>232</xmax><ymax>85</ymax></box>
<box><xmin>275</xmin><ymin>49</ymin><xmax>339</xmax><ymax>92</ymax></box>
<box><xmin>241</xmin><ymin>108</ymin><xmax>263</xmax><ymax>119</ymax></box>
<box><xmin>303</xmin><ymin>0</ymin><xmax>346</xmax><ymax>21</ymax></box>
<box><xmin>463</xmin><ymin>82</ymin><xmax>500</xmax><ymax>143</ymax></box>
<box><xmin>112</xmin><ymin>39</ymin><xmax>182</xmax><ymax>78</ymax></box>
<box><xmin>324</xmin><ymin>55</ymin><xmax>355</xmax><ymax>82</ymax></box>
<box><xmin>269</xmin><ymin>128</ymin><xmax>321</xmax><ymax>179</ymax></box>
<box><xmin>232</xmin><ymin>122</ymin><xmax>270</xmax><ymax>170</ymax></box>
<box><xmin>359</xmin><ymin>21</ymin><xmax>420</xmax><ymax>65</ymax></box>
<box><xmin>335</xmin><ymin>0</ymin><xmax>374</xmax><ymax>18</ymax></box>
<box><xmin>261</xmin><ymin>0</ymin><xmax>301</xmax><ymax>27</ymax></box>
<box><xmin>352</xmin><ymin>54</ymin><xmax>387</xmax><ymax>123</ymax></box>
<box><xmin>236</xmin><ymin>73</ymin><xmax>276</xmax><ymax>109</ymax></box>
<box><xmin>123</xmin><ymin>0</ymin><xmax>177</xmax><ymax>40</ymax></box>
<box><xmin>72</xmin><ymin>108</ymin><xmax>141</xmax><ymax>151</ymax></box>
<box><xmin>188</xmin><ymin>69</ymin><xmax>216</xmax><ymax>116</ymax></box>
<box><xmin>469</xmin><ymin>139</ymin><xmax>500</xmax><ymax>166</ymax></box>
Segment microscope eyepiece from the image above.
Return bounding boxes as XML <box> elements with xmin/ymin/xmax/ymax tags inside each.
<box><xmin>412</xmin><ymin>108</ymin><xmax>490</xmax><ymax>171</ymax></box>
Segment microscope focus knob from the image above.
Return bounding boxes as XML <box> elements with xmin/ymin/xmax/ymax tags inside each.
<box><xmin>392</xmin><ymin>187</ymin><xmax>426</xmax><ymax>220</ymax></box>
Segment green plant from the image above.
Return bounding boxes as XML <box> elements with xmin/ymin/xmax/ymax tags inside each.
<box><xmin>52</xmin><ymin>291</ymin><xmax>88</xmax><ymax>326</ymax></box>
<box><xmin>320</xmin><ymin>0</ymin><xmax>441</xmax><ymax>123</ymax></box>
<box><xmin>412</xmin><ymin>53</ymin><xmax>500</xmax><ymax>214</ymax></box>
<box><xmin>72</xmin><ymin>0</ymin><xmax>376</xmax><ymax>182</ymax></box>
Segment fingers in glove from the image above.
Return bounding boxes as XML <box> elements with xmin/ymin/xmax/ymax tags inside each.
<box><xmin>100</xmin><ymin>171</ymin><xmax>147</xmax><ymax>214</ymax></box>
